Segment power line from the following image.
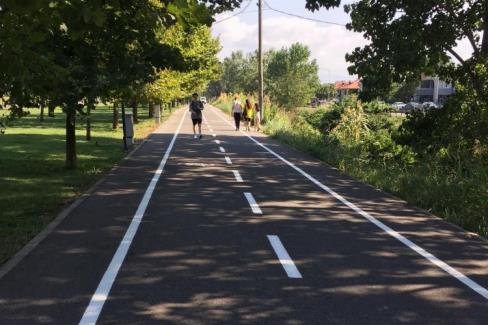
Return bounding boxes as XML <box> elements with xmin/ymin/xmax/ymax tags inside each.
<box><xmin>213</xmin><ymin>0</ymin><xmax>254</xmax><ymax>24</ymax></box>
<box><xmin>263</xmin><ymin>0</ymin><xmax>346</xmax><ymax>27</ymax></box>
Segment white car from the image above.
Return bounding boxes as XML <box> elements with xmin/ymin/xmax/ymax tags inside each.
<box><xmin>391</xmin><ymin>102</ymin><xmax>406</xmax><ymax>110</ymax></box>
<box><xmin>200</xmin><ymin>96</ymin><xmax>207</xmax><ymax>104</ymax></box>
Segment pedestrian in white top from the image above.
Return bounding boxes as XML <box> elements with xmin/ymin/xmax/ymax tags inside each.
<box><xmin>232</xmin><ymin>97</ymin><xmax>243</xmax><ymax>131</ymax></box>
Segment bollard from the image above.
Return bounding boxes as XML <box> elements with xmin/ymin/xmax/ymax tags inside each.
<box><xmin>153</xmin><ymin>104</ymin><xmax>161</xmax><ymax>124</ymax></box>
<box><xmin>124</xmin><ymin>112</ymin><xmax>134</xmax><ymax>146</ymax></box>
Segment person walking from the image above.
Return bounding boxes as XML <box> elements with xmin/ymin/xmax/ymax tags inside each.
<box><xmin>243</xmin><ymin>99</ymin><xmax>254</xmax><ymax>131</ymax></box>
<box><xmin>254</xmin><ymin>102</ymin><xmax>261</xmax><ymax>131</ymax></box>
<box><xmin>189</xmin><ymin>93</ymin><xmax>204</xmax><ymax>139</ymax></box>
<box><xmin>232</xmin><ymin>97</ymin><xmax>243</xmax><ymax>131</ymax></box>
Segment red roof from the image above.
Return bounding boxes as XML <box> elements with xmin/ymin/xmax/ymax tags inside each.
<box><xmin>335</xmin><ymin>79</ymin><xmax>361</xmax><ymax>90</ymax></box>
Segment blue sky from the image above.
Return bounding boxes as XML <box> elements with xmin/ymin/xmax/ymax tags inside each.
<box><xmin>211</xmin><ymin>0</ymin><xmax>471</xmax><ymax>83</ymax></box>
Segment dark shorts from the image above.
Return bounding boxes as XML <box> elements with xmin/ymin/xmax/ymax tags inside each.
<box><xmin>192</xmin><ymin>118</ymin><xmax>202</xmax><ymax>125</ymax></box>
<box><xmin>244</xmin><ymin>117</ymin><xmax>251</xmax><ymax>122</ymax></box>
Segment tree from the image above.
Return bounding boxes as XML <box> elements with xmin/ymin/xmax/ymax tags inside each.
<box><xmin>315</xmin><ymin>0</ymin><xmax>488</xmax><ymax>150</ymax></box>
<box><xmin>315</xmin><ymin>83</ymin><xmax>337</xmax><ymax>100</ymax></box>
<box><xmin>266</xmin><ymin>43</ymin><xmax>320</xmax><ymax>107</ymax></box>
<box><xmin>0</xmin><ymin>0</ymin><xmax>211</xmax><ymax>168</ymax></box>
<box><xmin>317</xmin><ymin>0</ymin><xmax>488</xmax><ymax>102</ymax></box>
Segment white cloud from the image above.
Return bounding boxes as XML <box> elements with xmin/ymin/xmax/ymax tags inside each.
<box><xmin>212</xmin><ymin>16</ymin><xmax>368</xmax><ymax>82</ymax></box>
<box><xmin>212</xmin><ymin>15</ymin><xmax>476</xmax><ymax>82</ymax></box>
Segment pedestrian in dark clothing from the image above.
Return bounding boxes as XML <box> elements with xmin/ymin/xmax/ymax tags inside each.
<box><xmin>189</xmin><ymin>93</ymin><xmax>204</xmax><ymax>139</ymax></box>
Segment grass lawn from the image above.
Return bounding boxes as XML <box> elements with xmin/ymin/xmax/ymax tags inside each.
<box><xmin>0</xmin><ymin>105</ymin><xmax>170</xmax><ymax>265</ymax></box>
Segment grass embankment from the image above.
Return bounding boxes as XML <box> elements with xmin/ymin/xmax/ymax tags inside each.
<box><xmin>0</xmin><ymin>105</ymin><xmax>170</xmax><ymax>265</ymax></box>
<box><xmin>213</xmin><ymin>96</ymin><xmax>488</xmax><ymax>238</ymax></box>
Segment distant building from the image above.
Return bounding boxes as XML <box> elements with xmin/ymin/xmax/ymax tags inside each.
<box><xmin>335</xmin><ymin>79</ymin><xmax>361</xmax><ymax>101</ymax></box>
<box><xmin>413</xmin><ymin>76</ymin><xmax>454</xmax><ymax>105</ymax></box>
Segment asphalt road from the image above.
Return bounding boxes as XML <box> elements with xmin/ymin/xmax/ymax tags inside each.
<box><xmin>1</xmin><ymin>105</ymin><xmax>488</xmax><ymax>324</ymax></box>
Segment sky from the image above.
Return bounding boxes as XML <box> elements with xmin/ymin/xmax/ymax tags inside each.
<box><xmin>211</xmin><ymin>0</ymin><xmax>473</xmax><ymax>83</ymax></box>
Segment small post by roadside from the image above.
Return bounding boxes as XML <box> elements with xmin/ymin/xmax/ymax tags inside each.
<box><xmin>153</xmin><ymin>103</ymin><xmax>161</xmax><ymax>124</ymax></box>
<box><xmin>123</xmin><ymin>110</ymin><xmax>134</xmax><ymax>148</ymax></box>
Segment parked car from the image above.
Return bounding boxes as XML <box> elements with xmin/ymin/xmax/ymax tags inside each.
<box><xmin>422</xmin><ymin>101</ymin><xmax>438</xmax><ymax>110</ymax></box>
<box><xmin>391</xmin><ymin>102</ymin><xmax>406</xmax><ymax>110</ymax></box>
<box><xmin>200</xmin><ymin>96</ymin><xmax>207</xmax><ymax>104</ymax></box>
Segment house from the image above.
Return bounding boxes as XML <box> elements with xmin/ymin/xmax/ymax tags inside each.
<box><xmin>335</xmin><ymin>79</ymin><xmax>361</xmax><ymax>101</ymax></box>
<box><xmin>413</xmin><ymin>76</ymin><xmax>454</xmax><ymax>105</ymax></box>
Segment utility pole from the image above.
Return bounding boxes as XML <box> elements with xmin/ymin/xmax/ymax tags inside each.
<box><xmin>258</xmin><ymin>0</ymin><xmax>264</xmax><ymax>121</ymax></box>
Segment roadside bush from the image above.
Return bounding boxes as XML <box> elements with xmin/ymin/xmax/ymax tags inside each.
<box><xmin>363</xmin><ymin>99</ymin><xmax>393</xmax><ymax>114</ymax></box>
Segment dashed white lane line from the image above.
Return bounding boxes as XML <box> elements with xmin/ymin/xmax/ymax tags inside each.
<box><xmin>215</xmin><ymin>139</ymin><xmax>221</xmax><ymax>145</ymax></box>
<box><xmin>79</xmin><ymin>110</ymin><xmax>188</xmax><ymax>325</ymax></box>
<box><xmin>267</xmin><ymin>235</ymin><xmax>302</xmax><ymax>279</ymax></box>
<box><xmin>225</xmin><ymin>156</ymin><xmax>232</xmax><ymax>165</ymax></box>
<box><xmin>232</xmin><ymin>170</ymin><xmax>244</xmax><ymax>183</ymax></box>
<box><xmin>211</xmin><ymin>106</ymin><xmax>488</xmax><ymax>300</ymax></box>
<box><xmin>219</xmin><ymin>146</ymin><xmax>226</xmax><ymax>153</ymax></box>
<box><xmin>244</xmin><ymin>192</ymin><xmax>262</xmax><ymax>215</ymax></box>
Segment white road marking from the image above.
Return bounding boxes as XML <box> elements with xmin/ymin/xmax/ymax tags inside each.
<box><xmin>212</xmin><ymin>133</ymin><xmax>217</xmax><ymax>137</ymax></box>
<box><xmin>225</xmin><ymin>156</ymin><xmax>232</xmax><ymax>165</ymax></box>
<box><xmin>244</xmin><ymin>192</ymin><xmax>262</xmax><ymax>214</ymax></box>
<box><xmin>215</xmin><ymin>140</ymin><xmax>221</xmax><ymax>145</ymax></box>
<box><xmin>232</xmin><ymin>170</ymin><xmax>243</xmax><ymax>183</ymax></box>
<box><xmin>219</xmin><ymin>146</ymin><xmax>226</xmax><ymax>153</ymax></box>
<box><xmin>267</xmin><ymin>235</ymin><xmax>302</xmax><ymax>279</ymax></box>
<box><xmin>79</xmin><ymin>110</ymin><xmax>188</xmax><ymax>325</ymax></box>
<box><xmin>211</xmin><ymin>106</ymin><xmax>488</xmax><ymax>300</ymax></box>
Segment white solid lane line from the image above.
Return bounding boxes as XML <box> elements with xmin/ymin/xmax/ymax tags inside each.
<box><xmin>244</xmin><ymin>192</ymin><xmax>262</xmax><ymax>214</ymax></box>
<box><xmin>219</xmin><ymin>146</ymin><xmax>226</xmax><ymax>153</ymax></box>
<box><xmin>211</xmin><ymin>106</ymin><xmax>488</xmax><ymax>300</ymax></box>
<box><xmin>79</xmin><ymin>110</ymin><xmax>188</xmax><ymax>325</ymax></box>
<box><xmin>232</xmin><ymin>170</ymin><xmax>244</xmax><ymax>183</ymax></box>
<box><xmin>215</xmin><ymin>139</ymin><xmax>221</xmax><ymax>145</ymax></box>
<box><xmin>225</xmin><ymin>156</ymin><xmax>232</xmax><ymax>165</ymax></box>
<box><xmin>267</xmin><ymin>235</ymin><xmax>303</xmax><ymax>279</ymax></box>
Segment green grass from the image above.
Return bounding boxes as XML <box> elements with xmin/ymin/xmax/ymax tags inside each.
<box><xmin>0</xmin><ymin>105</ymin><xmax>170</xmax><ymax>264</ymax></box>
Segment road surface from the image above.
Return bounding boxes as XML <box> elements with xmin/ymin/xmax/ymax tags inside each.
<box><xmin>1</xmin><ymin>105</ymin><xmax>488</xmax><ymax>324</ymax></box>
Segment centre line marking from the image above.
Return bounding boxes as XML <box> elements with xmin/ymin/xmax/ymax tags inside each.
<box><xmin>225</xmin><ymin>156</ymin><xmax>232</xmax><ymax>165</ymax></box>
<box><xmin>267</xmin><ymin>235</ymin><xmax>302</xmax><ymax>279</ymax></box>
<box><xmin>219</xmin><ymin>146</ymin><xmax>226</xmax><ymax>153</ymax></box>
<box><xmin>211</xmin><ymin>106</ymin><xmax>488</xmax><ymax>300</ymax></box>
<box><xmin>244</xmin><ymin>192</ymin><xmax>262</xmax><ymax>214</ymax></box>
<box><xmin>215</xmin><ymin>139</ymin><xmax>221</xmax><ymax>145</ymax></box>
<box><xmin>232</xmin><ymin>170</ymin><xmax>244</xmax><ymax>182</ymax></box>
<box><xmin>79</xmin><ymin>110</ymin><xmax>187</xmax><ymax>325</ymax></box>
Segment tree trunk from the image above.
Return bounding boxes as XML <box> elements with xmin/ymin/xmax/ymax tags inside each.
<box><xmin>66</xmin><ymin>110</ymin><xmax>77</xmax><ymax>169</ymax></box>
<box><xmin>86</xmin><ymin>103</ymin><xmax>92</xmax><ymax>141</ymax></box>
<box><xmin>39</xmin><ymin>105</ymin><xmax>45</xmax><ymax>122</ymax></box>
<box><xmin>112</xmin><ymin>102</ymin><xmax>119</xmax><ymax>129</ymax></box>
<box><xmin>148</xmin><ymin>101</ymin><xmax>154</xmax><ymax>118</ymax></box>
<box><xmin>132</xmin><ymin>97</ymin><xmax>138</xmax><ymax>124</ymax></box>
<box><xmin>48</xmin><ymin>103</ymin><xmax>55</xmax><ymax>117</ymax></box>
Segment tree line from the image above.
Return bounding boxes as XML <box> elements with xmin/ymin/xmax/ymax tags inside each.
<box><xmin>208</xmin><ymin>43</ymin><xmax>331</xmax><ymax>108</ymax></box>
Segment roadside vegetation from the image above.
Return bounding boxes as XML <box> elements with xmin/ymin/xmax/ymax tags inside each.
<box><xmin>214</xmin><ymin>94</ymin><xmax>488</xmax><ymax>237</ymax></box>
<box><xmin>211</xmin><ymin>0</ymin><xmax>488</xmax><ymax>238</ymax></box>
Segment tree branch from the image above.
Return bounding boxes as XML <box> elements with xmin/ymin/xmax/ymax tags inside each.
<box><xmin>447</xmin><ymin>48</ymin><xmax>466</xmax><ymax>65</ymax></box>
